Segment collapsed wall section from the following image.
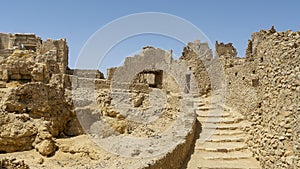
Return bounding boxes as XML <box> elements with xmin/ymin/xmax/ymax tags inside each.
<box><xmin>0</xmin><ymin>33</ymin><xmax>68</xmax><ymax>83</ymax></box>
<box><xmin>179</xmin><ymin>40</ymin><xmax>212</xmax><ymax>95</ymax></box>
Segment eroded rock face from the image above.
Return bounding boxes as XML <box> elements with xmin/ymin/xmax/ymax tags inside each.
<box><xmin>0</xmin><ymin>157</ymin><xmax>29</xmax><ymax>169</ymax></box>
<box><xmin>0</xmin><ymin>33</ymin><xmax>74</xmax><ymax>156</ymax></box>
<box><xmin>0</xmin><ymin>81</ymin><xmax>78</xmax><ymax>156</ymax></box>
<box><xmin>3</xmin><ymin>82</ymin><xmax>73</xmax><ymax>136</ymax></box>
<box><xmin>0</xmin><ymin>112</ymin><xmax>37</xmax><ymax>153</ymax></box>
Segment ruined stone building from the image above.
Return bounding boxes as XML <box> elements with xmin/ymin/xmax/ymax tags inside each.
<box><xmin>0</xmin><ymin>27</ymin><xmax>299</xmax><ymax>169</ymax></box>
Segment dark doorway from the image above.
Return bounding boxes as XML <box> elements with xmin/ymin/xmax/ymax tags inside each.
<box><xmin>137</xmin><ymin>70</ymin><xmax>163</xmax><ymax>88</ymax></box>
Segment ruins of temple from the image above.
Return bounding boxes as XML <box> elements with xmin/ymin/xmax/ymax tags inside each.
<box><xmin>0</xmin><ymin>27</ymin><xmax>299</xmax><ymax>169</ymax></box>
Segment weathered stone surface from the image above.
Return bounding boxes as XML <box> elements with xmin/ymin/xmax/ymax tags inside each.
<box><xmin>0</xmin><ymin>81</ymin><xmax>5</xmax><ymax>88</ymax></box>
<box><xmin>0</xmin><ymin>33</ymin><xmax>68</xmax><ymax>83</ymax></box>
<box><xmin>179</xmin><ymin>40</ymin><xmax>212</xmax><ymax>95</ymax></box>
<box><xmin>0</xmin><ymin>29</ymin><xmax>299</xmax><ymax>169</ymax></box>
<box><xmin>0</xmin><ymin>112</ymin><xmax>37</xmax><ymax>153</ymax></box>
<box><xmin>3</xmin><ymin>82</ymin><xmax>73</xmax><ymax>136</ymax></box>
<box><xmin>35</xmin><ymin>139</ymin><xmax>57</xmax><ymax>156</ymax></box>
<box><xmin>0</xmin><ymin>33</ymin><xmax>75</xmax><ymax>157</ymax></box>
<box><xmin>0</xmin><ymin>157</ymin><xmax>29</xmax><ymax>169</ymax></box>
<box><xmin>212</xmin><ymin>27</ymin><xmax>300</xmax><ymax>169</ymax></box>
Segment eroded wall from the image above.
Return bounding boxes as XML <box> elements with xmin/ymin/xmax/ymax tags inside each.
<box><xmin>0</xmin><ymin>33</ymin><xmax>68</xmax><ymax>83</ymax></box>
<box><xmin>221</xmin><ymin>28</ymin><xmax>300</xmax><ymax>168</ymax></box>
<box><xmin>180</xmin><ymin>40</ymin><xmax>212</xmax><ymax>95</ymax></box>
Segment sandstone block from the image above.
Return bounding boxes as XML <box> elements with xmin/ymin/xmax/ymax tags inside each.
<box><xmin>35</xmin><ymin>139</ymin><xmax>57</xmax><ymax>156</ymax></box>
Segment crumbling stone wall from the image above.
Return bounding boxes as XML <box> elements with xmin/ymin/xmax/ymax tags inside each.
<box><xmin>67</xmin><ymin>69</ymin><xmax>104</xmax><ymax>79</ymax></box>
<box><xmin>221</xmin><ymin>27</ymin><xmax>300</xmax><ymax>168</ymax></box>
<box><xmin>216</xmin><ymin>41</ymin><xmax>242</xmax><ymax>68</ymax></box>
<box><xmin>0</xmin><ymin>30</ymin><xmax>298</xmax><ymax>168</ymax></box>
<box><xmin>0</xmin><ymin>33</ymin><xmax>11</xmax><ymax>49</ymax></box>
<box><xmin>0</xmin><ymin>82</ymin><xmax>75</xmax><ymax>155</ymax></box>
<box><xmin>0</xmin><ymin>33</ymin><xmax>74</xmax><ymax>157</ymax></box>
<box><xmin>216</xmin><ymin>41</ymin><xmax>237</xmax><ymax>57</ymax></box>
<box><xmin>0</xmin><ymin>33</ymin><xmax>68</xmax><ymax>83</ymax></box>
<box><xmin>106</xmin><ymin>67</ymin><xmax>117</xmax><ymax>80</ymax></box>
<box><xmin>180</xmin><ymin>40</ymin><xmax>212</xmax><ymax>95</ymax></box>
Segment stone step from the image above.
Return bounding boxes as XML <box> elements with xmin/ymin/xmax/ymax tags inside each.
<box><xmin>214</xmin><ymin>103</ymin><xmax>232</xmax><ymax>109</ymax></box>
<box><xmin>197</xmin><ymin>117</ymin><xmax>243</xmax><ymax>124</ymax></box>
<box><xmin>201</xmin><ymin>99</ymin><xmax>221</xmax><ymax>104</ymax></box>
<box><xmin>187</xmin><ymin>96</ymin><xmax>261</xmax><ymax>169</ymax></box>
<box><xmin>197</xmin><ymin>111</ymin><xmax>231</xmax><ymax>118</ymax></box>
<box><xmin>192</xmin><ymin>149</ymin><xmax>254</xmax><ymax>160</ymax></box>
<box><xmin>204</xmin><ymin>134</ymin><xmax>245</xmax><ymax>142</ymax></box>
<box><xmin>199</xmin><ymin>101</ymin><xmax>232</xmax><ymax>112</ymax></box>
<box><xmin>196</xmin><ymin>108</ymin><xmax>229</xmax><ymax>112</ymax></box>
<box><xmin>194</xmin><ymin>102</ymin><xmax>205</xmax><ymax>107</ymax></box>
<box><xmin>186</xmin><ymin>157</ymin><xmax>261</xmax><ymax>169</ymax></box>
<box><xmin>201</xmin><ymin>123</ymin><xmax>241</xmax><ymax>130</ymax></box>
<box><xmin>206</xmin><ymin>103</ymin><xmax>231</xmax><ymax>111</ymax></box>
<box><xmin>209</xmin><ymin>129</ymin><xmax>244</xmax><ymax>136</ymax></box>
<box><xmin>197</xmin><ymin>106</ymin><xmax>217</xmax><ymax>111</ymax></box>
<box><xmin>195</xmin><ymin>142</ymin><xmax>247</xmax><ymax>152</ymax></box>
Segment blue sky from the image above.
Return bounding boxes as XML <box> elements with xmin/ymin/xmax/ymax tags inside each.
<box><xmin>1</xmin><ymin>0</ymin><xmax>299</xmax><ymax>73</ymax></box>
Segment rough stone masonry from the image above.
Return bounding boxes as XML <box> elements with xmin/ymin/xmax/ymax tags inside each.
<box><xmin>0</xmin><ymin>27</ymin><xmax>299</xmax><ymax>169</ymax></box>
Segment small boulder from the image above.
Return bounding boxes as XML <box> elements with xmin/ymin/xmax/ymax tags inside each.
<box><xmin>35</xmin><ymin>139</ymin><xmax>57</xmax><ymax>156</ymax></box>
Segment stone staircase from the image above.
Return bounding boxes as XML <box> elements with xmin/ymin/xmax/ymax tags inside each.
<box><xmin>185</xmin><ymin>95</ymin><xmax>261</xmax><ymax>169</ymax></box>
